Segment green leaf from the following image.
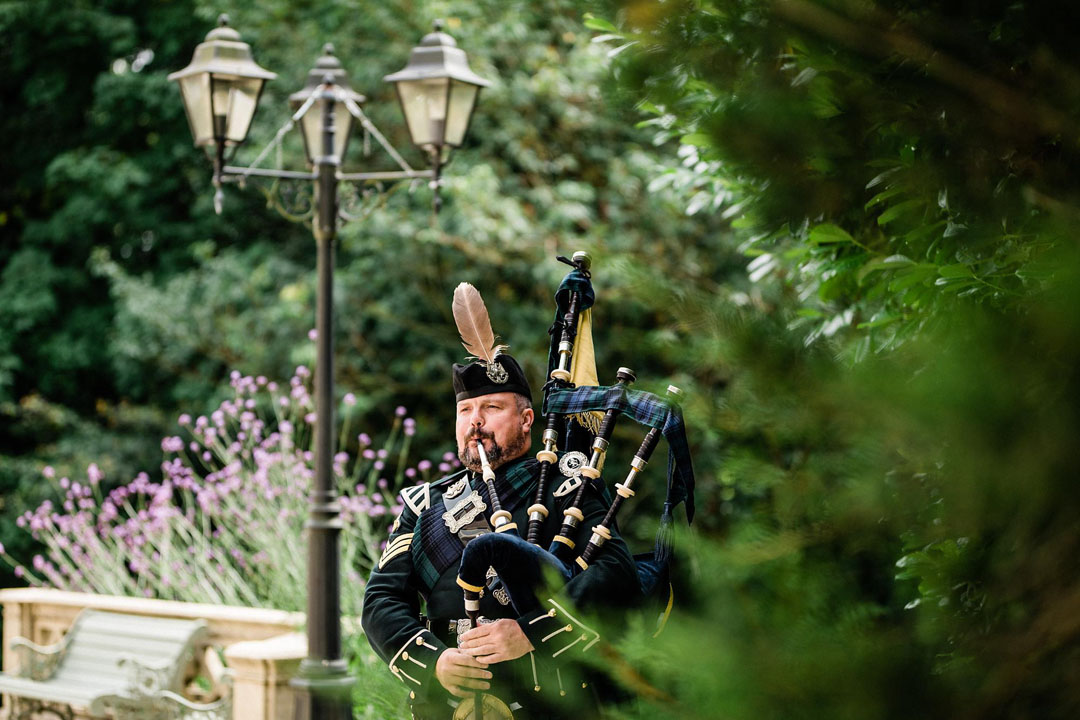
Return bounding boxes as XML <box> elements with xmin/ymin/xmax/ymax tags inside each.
<box><xmin>808</xmin><ymin>223</ymin><xmax>855</xmax><ymax>245</ymax></box>
<box><xmin>876</xmin><ymin>199</ymin><xmax>923</xmax><ymax>226</ymax></box>
<box><xmin>888</xmin><ymin>265</ymin><xmax>936</xmax><ymax>292</ymax></box>
<box><xmin>938</xmin><ymin>264</ymin><xmax>974</xmax><ymax>279</ymax></box>
<box><xmin>857</xmin><ymin>313</ymin><xmax>901</xmax><ymax>330</ymax></box>
<box><xmin>857</xmin><ymin>254</ymin><xmax>915</xmax><ymax>283</ymax></box>
<box><xmin>583</xmin><ymin>13</ymin><xmax>618</xmax><ymax>32</ymax></box>
<box><xmin>865</xmin><ymin>186</ymin><xmax>906</xmax><ymax>210</ymax></box>
<box><xmin>680</xmin><ymin>132</ymin><xmax>713</xmax><ymax>148</ymax></box>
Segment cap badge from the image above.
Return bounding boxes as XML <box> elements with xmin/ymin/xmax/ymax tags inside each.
<box><xmin>485</xmin><ymin>360</ymin><xmax>509</xmax><ymax>384</ymax></box>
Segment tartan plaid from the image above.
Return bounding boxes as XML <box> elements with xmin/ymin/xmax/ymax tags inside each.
<box><xmin>412</xmin><ymin>459</ymin><xmax>540</xmax><ymax>592</ymax></box>
<box><xmin>545</xmin><ymin>266</ymin><xmax>595</xmax><ymax>379</ymax></box>
<box><xmin>414</xmin><ymin>469</ymin><xmax>468</xmax><ymax>591</ymax></box>
<box><xmin>542</xmin><ymin>384</ymin><xmax>696</xmax><ymax>523</ymax></box>
<box><xmin>413</xmin><ymin>513</ymin><xmax>444</xmax><ymax>592</ymax></box>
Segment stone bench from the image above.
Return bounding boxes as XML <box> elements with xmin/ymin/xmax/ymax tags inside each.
<box><xmin>1</xmin><ymin>589</ymin><xmax>308</xmax><ymax>720</ymax></box>
<box><xmin>0</xmin><ymin>609</ymin><xmax>226</xmax><ymax>720</ymax></box>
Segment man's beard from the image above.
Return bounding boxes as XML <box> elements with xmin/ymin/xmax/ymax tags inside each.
<box><xmin>459</xmin><ymin>427</ymin><xmax>528</xmax><ymax>472</ymax></box>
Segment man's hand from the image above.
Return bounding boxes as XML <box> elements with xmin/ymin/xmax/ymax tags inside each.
<box><xmin>458</xmin><ymin>619</ymin><xmax>535</xmax><ymax>664</ymax></box>
<box><xmin>435</xmin><ymin>649</ymin><xmax>491</xmax><ymax>698</ymax></box>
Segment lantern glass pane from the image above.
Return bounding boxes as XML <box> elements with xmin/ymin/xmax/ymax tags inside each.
<box><xmin>335</xmin><ymin>103</ymin><xmax>354</xmax><ymax>161</ymax></box>
<box><xmin>179</xmin><ymin>74</ymin><xmax>213</xmax><ymax>145</ymax></box>
<box><xmin>396</xmin><ymin>78</ymin><xmax>450</xmax><ymax>147</ymax></box>
<box><xmin>222</xmin><ymin>77</ymin><xmax>264</xmax><ymax>145</ymax></box>
<box><xmin>298</xmin><ymin>99</ymin><xmax>356</xmax><ymax>164</ymax></box>
<box><xmin>445</xmin><ymin>81</ymin><xmax>480</xmax><ymax>148</ymax></box>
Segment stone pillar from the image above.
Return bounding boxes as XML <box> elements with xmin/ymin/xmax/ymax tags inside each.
<box><xmin>224</xmin><ymin>633</ymin><xmax>307</xmax><ymax>720</ymax></box>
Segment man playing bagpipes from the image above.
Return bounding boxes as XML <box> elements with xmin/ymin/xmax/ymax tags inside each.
<box><xmin>362</xmin><ymin>255</ymin><xmax>695</xmax><ymax>720</ymax></box>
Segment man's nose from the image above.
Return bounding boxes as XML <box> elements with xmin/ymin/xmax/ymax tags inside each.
<box><xmin>469</xmin><ymin>408</ymin><xmax>484</xmax><ymax>427</ymax></box>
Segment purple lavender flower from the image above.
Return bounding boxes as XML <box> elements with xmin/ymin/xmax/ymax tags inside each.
<box><xmin>161</xmin><ymin>436</ymin><xmax>184</xmax><ymax>453</ymax></box>
<box><xmin>442</xmin><ymin>451</ymin><xmax>456</xmax><ymax>462</ymax></box>
<box><xmin>14</xmin><ymin>566</ymin><xmax>24</xmax><ymax>577</ymax></box>
<box><xmin>363</xmin><ymin>449</ymin><xmax>376</xmax><ymax>460</ymax></box>
<box><xmin>343</xmin><ymin>393</ymin><xmax>356</xmax><ymax>406</ymax></box>
<box><xmin>43</xmin><ymin>466</ymin><xmax>55</xmax><ymax>479</ymax></box>
<box><xmin>405</xmin><ymin>468</ymin><xmax>417</xmax><ymax>479</ymax></box>
<box><xmin>179</xmin><ymin>413</ymin><xmax>192</xmax><ymax>425</ymax></box>
<box><xmin>308</xmin><ymin>329</ymin><xmax>318</xmax><ymax>341</ymax></box>
<box><xmin>32</xmin><ymin>554</ymin><xmax>45</xmax><ymax>570</ymax></box>
<box><xmin>295</xmin><ymin>365</ymin><xmax>311</xmax><ymax>378</ymax></box>
<box><xmin>438</xmin><ymin>462</ymin><xmax>450</xmax><ymax>473</ymax></box>
<box><xmin>396</xmin><ymin>406</ymin><xmax>407</xmax><ymax>417</ymax></box>
<box><xmin>418</xmin><ymin>460</ymin><xmax>432</xmax><ymax>472</ymax></box>
<box><xmin>377</xmin><ymin>478</ymin><xmax>388</xmax><ymax>489</ymax></box>
<box><xmin>59</xmin><ymin>477</ymin><xmax>70</xmax><ymax>490</ymax></box>
<box><xmin>304</xmin><ymin>412</ymin><xmax>317</xmax><ymax>425</ymax></box>
<box><xmin>358</xmin><ymin>433</ymin><xmax>371</xmax><ymax>446</ymax></box>
<box><xmin>267</xmin><ymin>381</ymin><xmax>278</xmax><ymax>392</ymax></box>
<box><xmin>374</xmin><ymin>460</ymin><xmax>385</xmax><ymax>471</ymax></box>
<box><xmin>0</xmin><ymin>542</ymin><xmax>4</xmax><ymax>554</ymax></box>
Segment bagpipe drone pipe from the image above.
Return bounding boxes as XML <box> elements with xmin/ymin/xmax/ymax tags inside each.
<box><xmin>456</xmin><ymin>252</ymin><xmax>696</xmax><ymax>629</ymax></box>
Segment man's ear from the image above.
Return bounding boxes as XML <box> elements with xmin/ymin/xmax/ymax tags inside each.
<box><xmin>521</xmin><ymin>407</ymin><xmax>534</xmax><ymax>433</ymax></box>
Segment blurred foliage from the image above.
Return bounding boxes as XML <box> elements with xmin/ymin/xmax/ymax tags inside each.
<box><xmin>2</xmin><ymin>0</ymin><xmax>1079</xmax><ymax>718</ymax></box>
<box><xmin>579</xmin><ymin>1</ymin><xmax>1080</xmax><ymax>719</ymax></box>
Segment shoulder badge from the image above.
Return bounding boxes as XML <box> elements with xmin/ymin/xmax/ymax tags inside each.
<box><xmin>400</xmin><ymin>484</ymin><xmax>431</xmax><ymax>514</ymax></box>
<box><xmin>444</xmin><ymin>477</ymin><xmax>468</xmax><ymax>500</ymax></box>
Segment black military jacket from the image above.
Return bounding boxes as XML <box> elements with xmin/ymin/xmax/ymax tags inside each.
<box><xmin>361</xmin><ymin>455</ymin><xmax>641</xmax><ymax>719</ymax></box>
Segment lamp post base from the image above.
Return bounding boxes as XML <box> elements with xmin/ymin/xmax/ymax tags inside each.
<box><xmin>291</xmin><ymin>659</ymin><xmax>355</xmax><ymax>720</ymax></box>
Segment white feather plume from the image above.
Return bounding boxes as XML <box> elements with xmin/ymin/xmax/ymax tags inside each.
<box><xmin>452</xmin><ymin>282</ymin><xmax>508</xmax><ymax>364</ymax></box>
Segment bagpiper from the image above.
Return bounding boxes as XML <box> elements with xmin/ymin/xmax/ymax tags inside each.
<box><xmin>361</xmin><ymin>281</ymin><xmax>641</xmax><ymax>720</ymax></box>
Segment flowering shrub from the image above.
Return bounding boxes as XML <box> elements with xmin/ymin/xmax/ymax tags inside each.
<box><xmin>0</xmin><ymin>367</ymin><xmax>460</xmax><ymax>616</ymax></box>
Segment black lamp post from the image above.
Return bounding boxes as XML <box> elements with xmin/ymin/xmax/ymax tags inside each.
<box><xmin>169</xmin><ymin>14</ymin><xmax>490</xmax><ymax>720</ymax></box>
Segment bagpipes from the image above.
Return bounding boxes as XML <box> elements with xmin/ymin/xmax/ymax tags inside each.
<box><xmin>455</xmin><ymin>251</ymin><xmax>696</xmax><ymax>640</ymax></box>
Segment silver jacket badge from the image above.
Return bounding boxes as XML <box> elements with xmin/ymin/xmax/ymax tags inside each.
<box><xmin>558</xmin><ymin>451</ymin><xmax>588</xmax><ymax>477</ymax></box>
<box><xmin>443</xmin><ymin>491</ymin><xmax>487</xmax><ymax>534</ymax></box>
<box><xmin>444</xmin><ymin>477</ymin><xmax>468</xmax><ymax>499</ymax></box>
